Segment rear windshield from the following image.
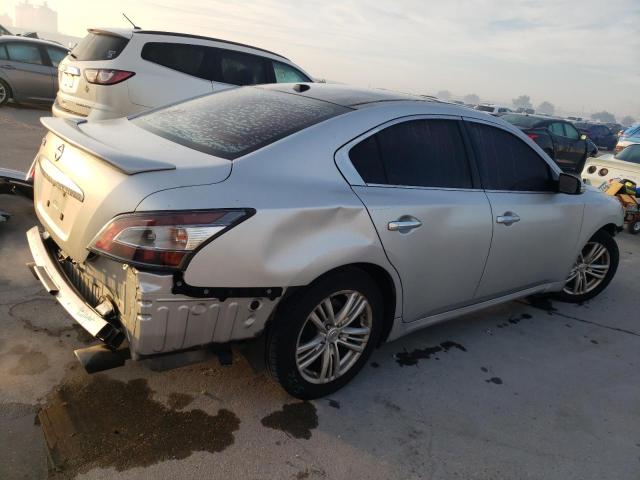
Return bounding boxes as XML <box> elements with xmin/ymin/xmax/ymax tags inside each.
<box><xmin>475</xmin><ymin>105</ymin><xmax>494</xmax><ymax>112</ymax></box>
<box><xmin>71</xmin><ymin>32</ymin><xmax>129</xmax><ymax>61</ymax></box>
<box><xmin>133</xmin><ymin>87</ymin><xmax>351</xmax><ymax>160</ymax></box>
<box><xmin>501</xmin><ymin>114</ymin><xmax>541</xmax><ymax>128</ymax></box>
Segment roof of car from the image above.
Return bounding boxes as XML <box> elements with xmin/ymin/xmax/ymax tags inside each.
<box><xmin>260</xmin><ymin>83</ymin><xmax>435</xmax><ymax>108</ymax></box>
<box><xmin>0</xmin><ymin>34</ymin><xmax>66</xmax><ymax>49</ymax></box>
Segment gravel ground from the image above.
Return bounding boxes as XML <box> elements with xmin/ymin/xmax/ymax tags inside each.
<box><xmin>1</xmin><ymin>104</ymin><xmax>639</xmax><ymax>480</ymax></box>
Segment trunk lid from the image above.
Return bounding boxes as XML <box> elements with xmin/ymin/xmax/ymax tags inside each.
<box><xmin>34</xmin><ymin>117</ymin><xmax>232</xmax><ymax>262</ymax></box>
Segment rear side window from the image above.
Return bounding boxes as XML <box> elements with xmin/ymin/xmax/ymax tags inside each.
<box><xmin>218</xmin><ymin>50</ymin><xmax>268</xmax><ymax>85</ymax></box>
<box><xmin>273</xmin><ymin>61</ymin><xmax>310</xmax><ymax>83</ymax></box>
<box><xmin>71</xmin><ymin>33</ymin><xmax>129</xmax><ymax>61</ymax></box>
<box><xmin>0</xmin><ymin>45</ymin><xmax>7</xmax><ymax>60</ymax></box>
<box><xmin>6</xmin><ymin>43</ymin><xmax>43</xmax><ymax>65</ymax></box>
<box><xmin>467</xmin><ymin>122</ymin><xmax>554</xmax><ymax>192</ymax></box>
<box><xmin>141</xmin><ymin>43</ymin><xmax>209</xmax><ymax>79</ymax></box>
<box><xmin>133</xmin><ymin>87</ymin><xmax>350</xmax><ymax>160</ymax></box>
<box><xmin>349</xmin><ymin>119</ymin><xmax>472</xmax><ymax>189</ymax></box>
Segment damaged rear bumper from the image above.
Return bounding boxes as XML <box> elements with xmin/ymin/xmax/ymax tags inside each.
<box><xmin>26</xmin><ymin>226</ymin><xmax>125</xmax><ymax>348</ymax></box>
<box><xmin>26</xmin><ymin>226</ymin><xmax>282</xmax><ymax>359</ymax></box>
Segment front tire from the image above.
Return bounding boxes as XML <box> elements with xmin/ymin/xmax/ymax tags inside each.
<box><xmin>267</xmin><ymin>268</ymin><xmax>383</xmax><ymax>399</ymax></box>
<box><xmin>555</xmin><ymin>230</ymin><xmax>619</xmax><ymax>303</ymax></box>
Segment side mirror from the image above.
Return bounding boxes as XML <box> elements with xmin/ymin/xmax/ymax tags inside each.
<box><xmin>580</xmin><ymin>134</ymin><xmax>587</xmax><ymax>141</ymax></box>
<box><xmin>558</xmin><ymin>173</ymin><xmax>583</xmax><ymax>195</ymax></box>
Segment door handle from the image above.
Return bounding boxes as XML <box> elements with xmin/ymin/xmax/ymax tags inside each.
<box><xmin>388</xmin><ymin>217</ymin><xmax>422</xmax><ymax>232</ymax></box>
<box><xmin>496</xmin><ymin>212</ymin><xmax>520</xmax><ymax>226</ymax></box>
<box><xmin>1</xmin><ymin>64</ymin><xmax>15</xmax><ymax>70</ymax></box>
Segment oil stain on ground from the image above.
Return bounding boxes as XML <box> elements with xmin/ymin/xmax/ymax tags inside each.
<box><xmin>167</xmin><ymin>392</ymin><xmax>195</xmax><ymax>410</ymax></box>
<box><xmin>261</xmin><ymin>402</ymin><xmax>318</xmax><ymax>440</ymax></box>
<box><xmin>38</xmin><ymin>375</ymin><xmax>239</xmax><ymax>478</ymax></box>
<box><xmin>395</xmin><ymin>341</ymin><xmax>467</xmax><ymax>366</ymax></box>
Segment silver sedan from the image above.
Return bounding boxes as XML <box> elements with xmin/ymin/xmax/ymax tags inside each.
<box><xmin>25</xmin><ymin>83</ymin><xmax>624</xmax><ymax>398</ymax></box>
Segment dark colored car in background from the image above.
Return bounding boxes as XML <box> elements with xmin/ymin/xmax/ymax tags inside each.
<box><xmin>501</xmin><ymin>114</ymin><xmax>588</xmax><ymax>173</ymax></box>
<box><xmin>574</xmin><ymin>122</ymin><xmax>618</xmax><ymax>151</ymax></box>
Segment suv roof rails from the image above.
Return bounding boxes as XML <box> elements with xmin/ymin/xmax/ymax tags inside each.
<box><xmin>133</xmin><ymin>30</ymin><xmax>289</xmax><ymax>60</ymax></box>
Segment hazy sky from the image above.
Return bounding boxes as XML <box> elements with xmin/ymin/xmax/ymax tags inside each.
<box><xmin>2</xmin><ymin>0</ymin><xmax>639</xmax><ymax>118</ymax></box>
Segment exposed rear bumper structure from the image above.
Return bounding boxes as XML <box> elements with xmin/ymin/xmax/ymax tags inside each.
<box><xmin>26</xmin><ymin>226</ymin><xmax>281</xmax><ymax>362</ymax></box>
<box><xmin>26</xmin><ymin>226</ymin><xmax>125</xmax><ymax>349</ymax></box>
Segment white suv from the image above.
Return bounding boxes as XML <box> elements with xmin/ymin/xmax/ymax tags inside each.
<box><xmin>53</xmin><ymin>28</ymin><xmax>313</xmax><ymax>120</ymax></box>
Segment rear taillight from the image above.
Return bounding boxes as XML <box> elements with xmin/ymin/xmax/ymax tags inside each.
<box><xmin>587</xmin><ymin>165</ymin><xmax>597</xmax><ymax>174</ymax></box>
<box><xmin>84</xmin><ymin>69</ymin><xmax>135</xmax><ymax>85</ymax></box>
<box><xmin>89</xmin><ymin>210</ymin><xmax>253</xmax><ymax>268</ymax></box>
<box><xmin>526</xmin><ymin>133</ymin><xmax>539</xmax><ymax>140</ymax></box>
<box><xmin>599</xmin><ymin>168</ymin><xmax>609</xmax><ymax>176</ymax></box>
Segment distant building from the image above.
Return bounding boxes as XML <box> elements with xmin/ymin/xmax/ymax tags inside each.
<box><xmin>15</xmin><ymin>1</ymin><xmax>57</xmax><ymax>33</ymax></box>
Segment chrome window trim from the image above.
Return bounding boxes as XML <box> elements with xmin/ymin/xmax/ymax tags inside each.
<box><xmin>334</xmin><ymin>113</ymin><xmax>471</xmax><ymax>189</ymax></box>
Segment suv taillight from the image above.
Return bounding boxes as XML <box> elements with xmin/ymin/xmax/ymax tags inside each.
<box><xmin>84</xmin><ymin>69</ymin><xmax>135</xmax><ymax>85</ymax></box>
<box><xmin>89</xmin><ymin>210</ymin><xmax>253</xmax><ymax>268</ymax></box>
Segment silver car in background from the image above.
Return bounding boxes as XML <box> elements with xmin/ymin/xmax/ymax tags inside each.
<box><xmin>0</xmin><ymin>36</ymin><xmax>67</xmax><ymax>106</ymax></box>
<box><xmin>27</xmin><ymin>84</ymin><xmax>623</xmax><ymax>398</ymax></box>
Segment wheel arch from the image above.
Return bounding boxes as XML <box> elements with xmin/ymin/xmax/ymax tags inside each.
<box><xmin>272</xmin><ymin>262</ymin><xmax>399</xmax><ymax>345</ymax></box>
<box><xmin>0</xmin><ymin>75</ymin><xmax>13</xmax><ymax>100</ymax></box>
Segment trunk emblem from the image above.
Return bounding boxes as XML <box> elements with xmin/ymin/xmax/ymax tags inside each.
<box><xmin>54</xmin><ymin>144</ymin><xmax>64</xmax><ymax>161</ymax></box>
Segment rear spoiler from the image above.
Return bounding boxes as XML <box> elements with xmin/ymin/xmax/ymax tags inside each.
<box><xmin>40</xmin><ymin>118</ymin><xmax>175</xmax><ymax>175</ymax></box>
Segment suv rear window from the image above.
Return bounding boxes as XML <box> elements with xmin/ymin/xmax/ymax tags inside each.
<box><xmin>133</xmin><ymin>87</ymin><xmax>351</xmax><ymax>160</ymax></box>
<box><xmin>71</xmin><ymin>32</ymin><xmax>129</xmax><ymax>61</ymax></box>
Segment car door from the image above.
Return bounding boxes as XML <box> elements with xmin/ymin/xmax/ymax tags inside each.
<box><xmin>548</xmin><ymin>122</ymin><xmax>569</xmax><ymax>162</ymax></box>
<box><xmin>464</xmin><ymin>118</ymin><xmax>584</xmax><ymax>299</ymax></box>
<box><xmin>2</xmin><ymin>41</ymin><xmax>53</xmax><ymax>101</ymax></box>
<box><xmin>562</xmin><ymin>122</ymin><xmax>587</xmax><ymax>172</ymax></box>
<box><xmin>340</xmin><ymin>116</ymin><xmax>493</xmax><ymax>322</ymax></box>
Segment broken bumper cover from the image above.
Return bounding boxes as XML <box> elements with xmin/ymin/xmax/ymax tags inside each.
<box><xmin>26</xmin><ymin>226</ymin><xmax>125</xmax><ymax>349</ymax></box>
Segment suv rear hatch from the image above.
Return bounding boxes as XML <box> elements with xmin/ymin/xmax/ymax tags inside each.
<box><xmin>34</xmin><ymin>117</ymin><xmax>232</xmax><ymax>262</ymax></box>
<box><xmin>57</xmin><ymin>29</ymin><xmax>132</xmax><ymax>116</ymax></box>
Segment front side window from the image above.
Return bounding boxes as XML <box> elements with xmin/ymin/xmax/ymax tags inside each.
<box><xmin>134</xmin><ymin>86</ymin><xmax>350</xmax><ymax>160</ymax></box>
<box><xmin>219</xmin><ymin>50</ymin><xmax>268</xmax><ymax>85</ymax></box>
<box><xmin>273</xmin><ymin>60</ymin><xmax>310</xmax><ymax>83</ymax></box>
<box><xmin>349</xmin><ymin>119</ymin><xmax>472</xmax><ymax>189</ymax></box>
<box><xmin>46</xmin><ymin>46</ymin><xmax>67</xmax><ymax>68</ymax></box>
<box><xmin>564</xmin><ymin>123</ymin><xmax>580</xmax><ymax>140</ymax></box>
<box><xmin>466</xmin><ymin>122</ymin><xmax>554</xmax><ymax>192</ymax></box>
<box><xmin>6</xmin><ymin>43</ymin><xmax>43</xmax><ymax>65</ymax></box>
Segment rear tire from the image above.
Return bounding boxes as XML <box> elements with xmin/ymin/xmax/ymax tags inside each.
<box><xmin>0</xmin><ymin>79</ymin><xmax>10</xmax><ymax>106</ymax></box>
<box><xmin>266</xmin><ymin>268</ymin><xmax>383</xmax><ymax>399</ymax></box>
<box><xmin>554</xmin><ymin>230</ymin><xmax>619</xmax><ymax>303</ymax></box>
<box><xmin>629</xmin><ymin>220</ymin><xmax>640</xmax><ymax>235</ymax></box>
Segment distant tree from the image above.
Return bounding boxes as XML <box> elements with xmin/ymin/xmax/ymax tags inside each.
<box><xmin>512</xmin><ymin>95</ymin><xmax>533</xmax><ymax>109</ymax></box>
<box><xmin>537</xmin><ymin>101</ymin><xmax>555</xmax><ymax>115</ymax></box>
<box><xmin>436</xmin><ymin>90</ymin><xmax>452</xmax><ymax>100</ymax></box>
<box><xmin>621</xmin><ymin>115</ymin><xmax>636</xmax><ymax>127</ymax></box>
<box><xmin>591</xmin><ymin>111</ymin><xmax>616</xmax><ymax>123</ymax></box>
<box><xmin>463</xmin><ymin>93</ymin><xmax>480</xmax><ymax>104</ymax></box>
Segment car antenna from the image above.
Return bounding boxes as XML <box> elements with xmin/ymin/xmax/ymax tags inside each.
<box><xmin>122</xmin><ymin>13</ymin><xmax>141</xmax><ymax>30</ymax></box>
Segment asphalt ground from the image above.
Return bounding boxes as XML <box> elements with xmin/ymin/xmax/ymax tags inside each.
<box><xmin>1</xmin><ymin>103</ymin><xmax>639</xmax><ymax>480</ymax></box>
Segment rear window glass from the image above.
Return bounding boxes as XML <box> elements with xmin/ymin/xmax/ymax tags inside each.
<box><xmin>71</xmin><ymin>33</ymin><xmax>129</xmax><ymax>61</ymax></box>
<box><xmin>501</xmin><ymin>114</ymin><xmax>541</xmax><ymax>128</ymax></box>
<box><xmin>475</xmin><ymin>105</ymin><xmax>494</xmax><ymax>112</ymax></box>
<box><xmin>133</xmin><ymin>87</ymin><xmax>351</xmax><ymax>160</ymax></box>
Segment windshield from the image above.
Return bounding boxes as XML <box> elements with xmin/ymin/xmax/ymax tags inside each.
<box><xmin>501</xmin><ymin>114</ymin><xmax>541</xmax><ymax>128</ymax></box>
<box><xmin>133</xmin><ymin>87</ymin><xmax>351</xmax><ymax>160</ymax></box>
<box><xmin>615</xmin><ymin>145</ymin><xmax>640</xmax><ymax>164</ymax></box>
<box><xmin>71</xmin><ymin>32</ymin><xmax>129</xmax><ymax>61</ymax></box>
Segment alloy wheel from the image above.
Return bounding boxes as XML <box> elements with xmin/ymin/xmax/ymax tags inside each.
<box><xmin>0</xmin><ymin>83</ymin><xmax>6</xmax><ymax>103</ymax></box>
<box><xmin>295</xmin><ymin>290</ymin><xmax>372</xmax><ymax>384</ymax></box>
<box><xmin>563</xmin><ymin>241</ymin><xmax>611</xmax><ymax>296</ymax></box>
